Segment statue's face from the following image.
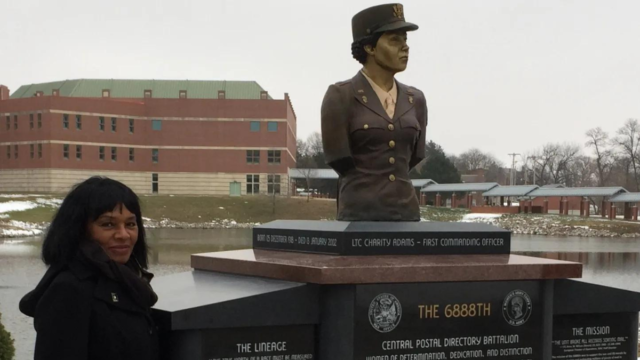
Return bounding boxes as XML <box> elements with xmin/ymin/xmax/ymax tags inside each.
<box><xmin>366</xmin><ymin>30</ymin><xmax>409</xmax><ymax>73</ymax></box>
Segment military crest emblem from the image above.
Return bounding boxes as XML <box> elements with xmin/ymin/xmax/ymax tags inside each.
<box><xmin>502</xmin><ymin>290</ymin><xmax>532</xmax><ymax>326</ymax></box>
<box><xmin>393</xmin><ymin>4</ymin><xmax>404</xmax><ymax>19</ymax></box>
<box><xmin>369</xmin><ymin>293</ymin><xmax>402</xmax><ymax>333</ymax></box>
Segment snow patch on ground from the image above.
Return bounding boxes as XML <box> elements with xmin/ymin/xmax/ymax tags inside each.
<box><xmin>0</xmin><ymin>194</ymin><xmax>42</xmax><ymax>198</ymax></box>
<box><xmin>1</xmin><ymin>228</ymin><xmax>43</xmax><ymax>237</ymax></box>
<box><xmin>0</xmin><ymin>201</ymin><xmax>40</xmax><ymax>213</ymax></box>
<box><xmin>35</xmin><ymin>198</ymin><xmax>63</xmax><ymax>206</ymax></box>
<box><xmin>461</xmin><ymin>214</ymin><xmax>502</xmax><ymax>222</ymax></box>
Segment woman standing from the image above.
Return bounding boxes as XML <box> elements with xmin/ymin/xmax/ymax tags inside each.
<box><xmin>20</xmin><ymin>176</ymin><xmax>158</xmax><ymax>360</ymax></box>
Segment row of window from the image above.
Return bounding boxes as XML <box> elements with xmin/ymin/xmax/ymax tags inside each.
<box><xmin>5</xmin><ymin>114</ymin><xmax>43</xmax><ymax>130</ymax></box>
<box><xmin>251</xmin><ymin>121</ymin><xmax>279</xmax><ymax>132</ymax></box>
<box><xmin>6</xmin><ymin>144</ymin><xmax>43</xmax><ymax>159</ymax></box>
<box><xmin>246</xmin><ymin>174</ymin><xmax>281</xmax><ymax>195</ymax></box>
<box><xmin>4</xmin><ymin>114</ymin><xmax>279</xmax><ymax>133</ymax></box>
<box><xmin>246</xmin><ymin>150</ymin><xmax>281</xmax><ymax>164</ymax></box>
<box><xmin>60</xmin><ymin>145</ymin><xmax>159</xmax><ymax>163</ymax></box>
<box><xmin>62</xmin><ymin>115</ymin><xmax>163</xmax><ymax>133</ymax></box>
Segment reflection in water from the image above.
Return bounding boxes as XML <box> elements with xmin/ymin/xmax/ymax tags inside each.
<box><xmin>516</xmin><ymin>251</ymin><xmax>640</xmax><ymax>292</ymax></box>
<box><xmin>2</xmin><ymin>231</ymin><xmax>640</xmax><ymax>360</ymax></box>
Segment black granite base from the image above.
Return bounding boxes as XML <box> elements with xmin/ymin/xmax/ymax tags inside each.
<box><xmin>252</xmin><ymin>220</ymin><xmax>511</xmax><ymax>255</ymax></box>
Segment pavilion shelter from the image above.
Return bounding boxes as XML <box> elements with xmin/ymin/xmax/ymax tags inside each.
<box><xmin>481</xmin><ymin>185</ymin><xmax>540</xmax><ymax>213</ymax></box>
<box><xmin>420</xmin><ymin>182</ymin><xmax>498</xmax><ymax>208</ymax></box>
<box><xmin>608</xmin><ymin>192</ymin><xmax>640</xmax><ymax>221</ymax></box>
<box><xmin>527</xmin><ymin>187</ymin><xmax>627</xmax><ymax>218</ymax></box>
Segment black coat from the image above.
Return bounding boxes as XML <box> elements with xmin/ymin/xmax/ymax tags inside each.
<box><xmin>19</xmin><ymin>258</ymin><xmax>159</xmax><ymax>360</ymax></box>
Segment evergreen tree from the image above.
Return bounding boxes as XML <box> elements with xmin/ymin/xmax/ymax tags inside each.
<box><xmin>411</xmin><ymin>141</ymin><xmax>461</xmax><ymax>184</ymax></box>
<box><xmin>0</xmin><ymin>311</ymin><xmax>15</xmax><ymax>360</ymax></box>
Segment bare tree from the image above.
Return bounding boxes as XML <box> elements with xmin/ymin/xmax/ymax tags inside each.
<box><xmin>614</xmin><ymin>119</ymin><xmax>640</xmax><ymax>191</ymax></box>
<box><xmin>585</xmin><ymin>127</ymin><xmax>614</xmax><ymax>186</ymax></box>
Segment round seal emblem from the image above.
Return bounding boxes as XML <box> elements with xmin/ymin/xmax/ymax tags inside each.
<box><xmin>369</xmin><ymin>293</ymin><xmax>402</xmax><ymax>333</ymax></box>
<box><xmin>502</xmin><ymin>290</ymin><xmax>532</xmax><ymax>326</ymax></box>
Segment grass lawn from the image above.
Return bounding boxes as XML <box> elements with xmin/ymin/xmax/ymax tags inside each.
<box><xmin>138</xmin><ymin>195</ymin><xmax>337</xmax><ymax>223</ymax></box>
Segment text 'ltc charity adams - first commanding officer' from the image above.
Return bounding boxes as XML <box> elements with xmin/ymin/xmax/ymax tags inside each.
<box><xmin>321</xmin><ymin>3</ymin><xmax>428</xmax><ymax>222</ymax></box>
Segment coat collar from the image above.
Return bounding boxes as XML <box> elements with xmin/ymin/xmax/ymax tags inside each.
<box><xmin>352</xmin><ymin>71</ymin><xmax>415</xmax><ymax>123</ymax></box>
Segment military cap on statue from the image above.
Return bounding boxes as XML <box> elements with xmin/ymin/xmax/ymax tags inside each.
<box><xmin>351</xmin><ymin>3</ymin><xmax>419</xmax><ymax>41</ymax></box>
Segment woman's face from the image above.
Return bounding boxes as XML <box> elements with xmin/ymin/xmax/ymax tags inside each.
<box><xmin>368</xmin><ymin>30</ymin><xmax>410</xmax><ymax>73</ymax></box>
<box><xmin>88</xmin><ymin>204</ymin><xmax>139</xmax><ymax>264</ymax></box>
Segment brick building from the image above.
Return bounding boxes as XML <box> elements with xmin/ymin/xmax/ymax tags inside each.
<box><xmin>0</xmin><ymin>79</ymin><xmax>297</xmax><ymax>195</ymax></box>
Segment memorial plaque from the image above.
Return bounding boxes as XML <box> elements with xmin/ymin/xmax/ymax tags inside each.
<box><xmin>552</xmin><ymin>313</ymin><xmax>636</xmax><ymax>360</ymax></box>
<box><xmin>253</xmin><ymin>220</ymin><xmax>510</xmax><ymax>256</ymax></box>
<box><xmin>354</xmin><ymin>281</ymin><xmax>543</xmax><ymax>360</ymax></box>
<box><xmin>202</xmin><ymin>325</ymin><xmax>315</xmax><ymax>360</ymax></box>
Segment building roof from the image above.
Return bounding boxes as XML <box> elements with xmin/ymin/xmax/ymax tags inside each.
<box><xmin>542</xmin><ymin>184</ymin><xmax>566</xmax><ymax>188</ymax></box>
<box><xmin>421</xmin><ymin>182</ymin><xmax>499</xmax><ymax>193</ymax></box>
<box><xmin>608</xmin><ymin>192</ymin><xmax>640</xmax><ymax>203</ymax></box>
<box><xmin>527</xmin><ymin>187</ymin><xmax>627</xmax><ymax>198</ymax></box>
<box><xmin>10</xmin><ymin>79</ymin><xmax>270</xmax><ymax>100</ymax></box>
<box><xmin>289</xmin><ymin>169</ymin><xmax>437</xmax><ymax>188</ymax></box>
<box><xmin>483</xmin><ymin>185</ymin><xmax>539</xmax><ymax>197</ymax></box>
<box><xmin>411</xmin><ymin>179</ymin><xmax>438</xmax><ymax>188</ymax></box>
<box><xmin>289</xmin><ymin>168</ymin><xmax>338</xmax><ymax>180</ymax></box>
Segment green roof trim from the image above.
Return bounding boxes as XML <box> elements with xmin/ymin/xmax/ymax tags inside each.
<box><xmin>10</xmin><ymin>79</ymin><xmax>271</xmax><ymax>100</ymax></box>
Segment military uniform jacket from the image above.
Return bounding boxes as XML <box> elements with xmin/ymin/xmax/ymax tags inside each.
<box><xmin>321</xmin><ymin>71</ymin><xmax>427</xmax><ymax>221</ymax></box>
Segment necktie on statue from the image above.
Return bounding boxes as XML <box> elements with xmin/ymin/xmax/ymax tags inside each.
<box><xmin>385</xmin><ymin>95</ymin><xmax>395</xmax><ymax>119</ymax></box>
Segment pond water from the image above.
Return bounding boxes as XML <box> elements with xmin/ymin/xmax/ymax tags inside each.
<box><xmin>1</xmin><ymin>229</ymin><xmax>639</xmax><ymax>359</ymax></box>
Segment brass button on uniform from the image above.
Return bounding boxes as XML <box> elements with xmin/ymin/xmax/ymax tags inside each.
<box><xmin>389</xmin><ymin>157</ymin><xmax>395</xmax><ymax>164</ymax></box>
<box><xmin>364</xmin><ymin>124</ymin><xmax>369</xmax><ymax>130</ymax></box>
<box><xmin>388</xmin><ymin>124</ymin><xmax>395</xmax><ymax>131</ymax></box>
<box><xmin>389</xmin><ymin>174</ymin><xmax>396</xmax><ymax>182</ymax></box>
<box><xmin>389</xmin><ymin>140</ymin><xmax>395</xmax><ymax>148</ymax></box>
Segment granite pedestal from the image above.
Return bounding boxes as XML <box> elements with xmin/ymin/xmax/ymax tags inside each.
<box><xmin>152</xmin><ymin>220</ymin><xmax>640</xmax><ymax>360</ymax></box>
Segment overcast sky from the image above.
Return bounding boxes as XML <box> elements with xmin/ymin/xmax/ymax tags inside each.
<box><xmin>3</xmin><ymin>0</ymin><xmax>640</xmax><ymax>167</ymax></box>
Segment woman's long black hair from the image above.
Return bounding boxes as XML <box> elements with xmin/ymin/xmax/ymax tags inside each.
<box><xmin>41</xmin><ymin>176</ymin><xmax>148</xmax><ymax>268</ymax></box>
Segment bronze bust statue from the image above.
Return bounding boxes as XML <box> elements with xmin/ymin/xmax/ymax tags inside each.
<box><xmin>321</xmin><ymin>3</ymin><xmax>428</xmax><ymax>221</ymax></box>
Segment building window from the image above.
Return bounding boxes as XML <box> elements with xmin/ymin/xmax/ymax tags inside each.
<box><xmin>152</xmin><ymin>120</ymin><xmax>162</xmax><ymax>131</ymax></box>
<box><xmin>5</xmin><ymin>116</ymin><xmax>9</xmax><ymax>130</ymax></box>
<box><xmin>37</xmin><ymin>113</ymin><xmax>42</xmax><ymax>128</ymax></box>
<box><xmin>75</xmin><ymin>115</ymin><xmax>82</xmax><ymax>130</ymax></box>
<box><xmin>152</xmin><ymin>149</ymin><xmax>159</xmax><ymax>163</ymax></box>
<box><xmin>246</xmin><ymin>150</ymin><xmax>260</xmax><ymax>164</ymax></box>
<box><xmin>63</xmin><ymin>144</ymin><xmax>69</xmax><ymax>159</ymax></box>
<box><xmin>30</xmin><ymin>114</ymin><xmax>34</xmax><ymax>129</ymax></box>
<box><xmin>102</xmin><ymin>89</ymin><xmax>110</xmax><ymax>98</ymax></box>
<box><xmin>260</xmin><ymin>91</ymin><xmax>268</xmax><ymax>100</ymax></box>
<box><xmin>38</xmin><ymin>144</ymin><xmax>42</xmax><ymax>158</ymax></box>
<box><xmin>30</xmin><ymin>144</ymin><xmax>34</xmax><ymax>159</ymax></box>
<box><xmin>99</xmin><ymin>117</ymin><xmax>105</xmax><ymax>131</ymax></box>
<box><xmin>268</xmin><ymin>175</ymin><xmax>281</xmax><ymax>195</ymax></box>
<box><xmin>218</xmin><ymin>90</ymin><xmax>225</xmax><ymax>99</ymax></box>
<box><xmin>111</xmin><ymin>117</ymin><xmax>117</xmax><ymax>132</ymax></box>
<box><xmin>14</xmin><ymin>145</ymin><xmax>18</xmax><ymax>159</ymax></box>
<box><xmin>111</xmin><ymin>147</ymin><xmax>117</xmax><ymax>161</ymax></box>
<box><xmin>52</xmin><ymin>89</ymin><xmax>59</xmax><ymax>96</ymax></box>
<box><xmin>76</xmin><ymin>145</ymin><xmax>82</xmax><ymax>160</ymax></box>
<box><xmin>35</xmin><ymin>91</ymin><xmax>43</xmax><ymax>97</ymax></box>
<box><xmin>14</xmin><ymin>115</ymin><xmax>17</xmax><ymax>129</ymax></box>
<box><xmin>63</xmin><ymin>114</ymin><xmax>69</xmax><ymax>129</ymax></box>
<box><xmin>246</xmin><ymin>175</ymin><xmax>260</xmax><ymax>195</ymax></box>
<box><xmin>268</xmin><ymin>150</ymin><xmax>281</xmax><ymax>164</ymax></box>
<box><xmin>129</xmin><ymin>148</ymin><xmax>135</xmax><ymax>162</ymax></box>
<box><xmin>179</xmin><ymin>90</ymin><xmax>187</xmax><ymax>99</ymax></box>
<box><xmin>129</xmin><ymin>119</ymin><xmax>134</xmax><ymax>133</ymax></box>
<box><xmin>250</xmin><ymin>121</ymin><xmax>260</xmax><ymax>132</ymax></box>
<box><xmin>6</xmin><ymin>145</ymin><xmax>9</xmax><ymax>159</ymax></box>
<box><xmin>144</xmin><ymin>90</ymin><xmax>152</xmax><ymax>98</ymax></box>
<box><xmin>152</xmin><ymin>173</ymin><xmax>159</xmax><ymax>194</ymax></box>
<box><xmin>267</xmin><ymin>122</ymin><xmax>278</xmax><ymax>132</ymax></box>
<box><xmin>99</xmin><ymin>146</ymin><xmax>105</xmax><ymax>161</ymax></box>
